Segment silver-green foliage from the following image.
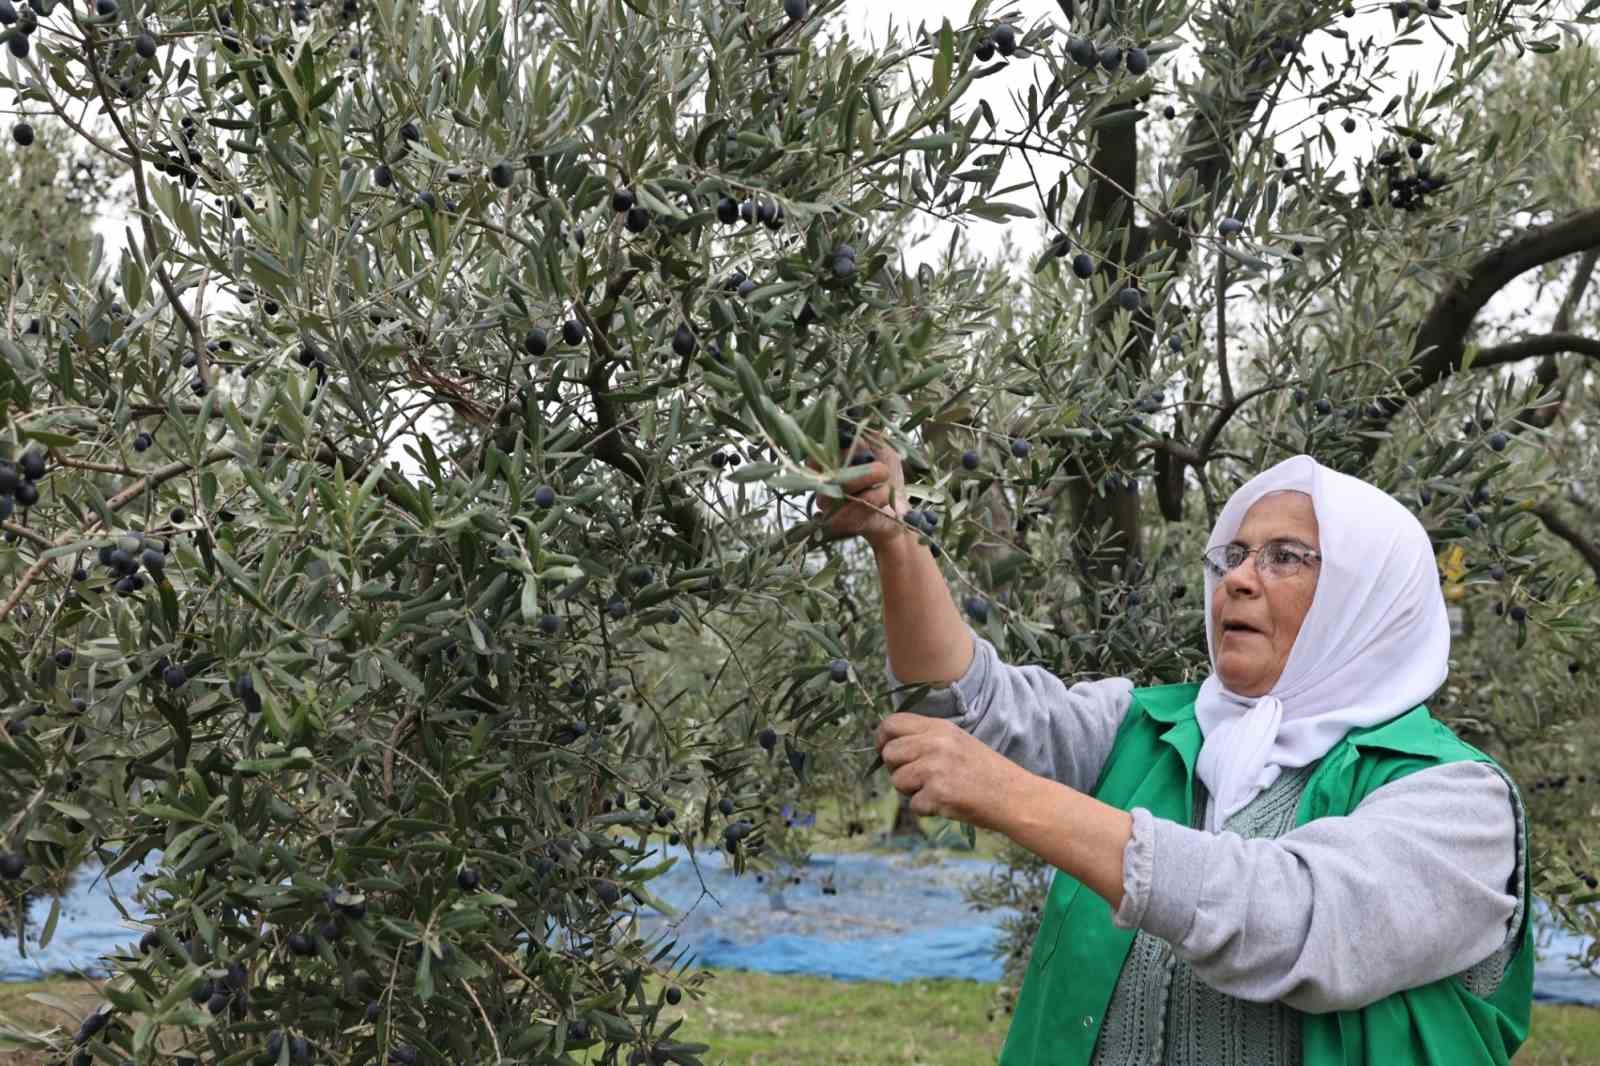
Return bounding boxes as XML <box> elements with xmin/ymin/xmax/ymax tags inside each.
<box><xmin>0</xmin><ymin>1</ymin><xmax>1012</xmax><ymax>1063</ymax></box>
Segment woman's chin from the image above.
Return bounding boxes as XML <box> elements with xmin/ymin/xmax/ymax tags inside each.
<box><xmin>1216</xmin><ymin>658</ymin><xmax>1267</xmax><ymax>697</ymax></box>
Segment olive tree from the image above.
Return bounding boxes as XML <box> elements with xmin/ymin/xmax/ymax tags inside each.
<box><xmin>0</xmin><ymin>0</ymin><xmax>1010</xmax><ymax>1063</ymax></box>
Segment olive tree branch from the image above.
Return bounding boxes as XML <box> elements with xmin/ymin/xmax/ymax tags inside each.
<box><xmin>1532</xmin><ymin>502</ymin><xmax>1600</xmax><ymax>586</ymax></box>
<box><xmin>1371</xmin><ymin>207</ymin><xmax>1600</xmax><ymax>415</ymax></box>
<box><xmin>1458</xmin><ymin>332</ymin><xmax>1600</xmax><ymax>376</ymax></box>
<box><xmin>57</xmin><ymin>456</ymin><xmax>143</xmax><ymax>477</ymax></box>
<box><xmin>1215</xmin><ymin>253</ymin><xmax>1233</xmax><ymax>409</ymax></box>
<box><xmin>0</xmin><ymin>448</ymin><xmax>236</xmax><ymax>624</ymax></box>
<box><xmin>1554</xmin><ymin>247</ymin><xmax>1599</xmax><ymax>335</ymax></box>
<box><xmin>573</xmin><ymin>277</ymin><xmax>707</xmax><ymax>552</ymax></box>
<box><xmin>0</xmin><ymin>435</ymin><xmax>399</xmax><ymax>634</ymax></box>
<box><xmin>0</xmin><ymin>523</ymin><xmax>53</xmax><ymax>551</ymax></box>
<box><xmin>1150</xmin><ymin>382</ymin><xmax>1297</xmax><ymax>471</ymax></box>
<box><xmin>101</xmin><ymin>450</ymin><xmax>233</xmax><ymax>513</ymax></box>
<box><xmin>25</xmin><ymin>55</ymin><xmax>137</xmax><ymax>165</ymax></box>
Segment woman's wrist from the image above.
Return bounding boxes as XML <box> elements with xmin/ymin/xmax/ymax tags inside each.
<box><xmin>867</xmin><ymin>525</ymin><xmax>917</xmax><ymax>559</ymax></box>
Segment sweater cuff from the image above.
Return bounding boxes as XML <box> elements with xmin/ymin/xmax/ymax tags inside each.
<box><xmin>1112</xmin><ymin>808</ymin><xmax>1207</xmax><ymax>945</ymax></box>
<box><xmin>883</xmin><ymin>626</ymin><xmax>985</xmax><ymax>721</ymax></box>
<box><xmin>1112</xmin><ymin>807</ymin><xmax>1156</xmax><ymax>929</ymax></box>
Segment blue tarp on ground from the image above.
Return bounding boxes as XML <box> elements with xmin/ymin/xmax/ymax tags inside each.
<box><xmin>0</xmin><ymin>857</ymin><xmax>150</xmax><ymax>983</ymax></box>
<box><xmin>4</xmin><ymin>845</ymin><xmax>1598</xmax><ymax>1005</ymax></box>
<box><xmin>632</xmin><ymin>845</ymin><xmax>1022</xmax><ymax>983</ymax></box>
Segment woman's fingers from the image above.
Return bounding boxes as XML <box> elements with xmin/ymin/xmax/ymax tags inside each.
<box><xmin>817</xmin><ymin>482</ymin><xmax>892</xmax><ymax>534</ymax></box>
<box><xmin>819</xmin><ymin>464</ymin><xmax>885</xmax><ymax>505</ymax></box>
<box><xmin>808</xmin><ymin>434</ymin><xmax>903</xmax><ymax>537</ymax></box>
<box><xmin>822</xmin><ymin>484</ymin><xmax>885</xmax><ymax>519</ymax></box>
<box><xmin>839</xmin><ymin>461</ymin><xmax>886</xmax><ymax>491</ymax></box>
<box><xmin>853</xmin><ymin>486</ymin><xmax>890</xmax><ymax>514</ymax></box>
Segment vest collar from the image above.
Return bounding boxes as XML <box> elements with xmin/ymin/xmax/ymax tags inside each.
<box><xmin>1135</xmin><ymin>686</ymin><xmax>1435</xmax><ymax>818</ymax></box>
<box><xmin>1140</xmin><ymin>684</ymin><xmax>1435</xmax><ymax>752</ymax></box>
<box><xmin>1338</xmin><ymin>704</ymin><xmax>1439</xmax><ymax>755</ymax></box>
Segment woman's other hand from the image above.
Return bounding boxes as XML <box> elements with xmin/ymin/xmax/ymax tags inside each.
<box><xmin>875</xmin><ymin>712</ymin><xmax>1029</xmax><ymax>832</ymax></box>
<box><xmin>812</xmin><ymin>430</ymin><xmax>910</xmax><ymax>550</ymax></box>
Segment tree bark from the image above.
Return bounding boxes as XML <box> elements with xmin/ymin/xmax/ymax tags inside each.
<box><xmin>1051</xmin><ymin>14</ymin><xmax>1301</xmax><ymax>582</ymax></box>
<box><xmin>1533</xmin><ymin>503</ymin><xmax>1600</xmax><ymax>586</ymax></box>
<box><xmin>1062</xmin><ymin>112</ymin><xmax>1145</xmax><ymax>587</ymax></box>
<box><xmin>1348</xmin><ymin>208</ymin><xmax>1600</xmax><ymax>468</ymax></box>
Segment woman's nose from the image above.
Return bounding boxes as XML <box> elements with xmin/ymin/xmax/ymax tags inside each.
<box><xmin>1222</xmin><ymin>561</ymin><xmax>1261</xmax><ymax>594</ymax></box>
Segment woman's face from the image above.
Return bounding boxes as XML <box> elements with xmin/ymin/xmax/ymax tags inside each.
<box><xmin>1210</xmin><ymin>491</ymin><xmax>1321</xmax><ymax>697</ymax></box>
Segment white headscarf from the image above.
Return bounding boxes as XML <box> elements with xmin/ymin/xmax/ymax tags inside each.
<box><xmin>1194</xmin><ymin>455</ymin><xmax>1451</xmax><ymax>833</ymax></box>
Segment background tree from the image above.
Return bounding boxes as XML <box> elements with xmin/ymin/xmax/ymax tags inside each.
<box><xmin>0</xmin><ymin>113</ymin><xmax>115</xmax><ymax>338</ymax></box>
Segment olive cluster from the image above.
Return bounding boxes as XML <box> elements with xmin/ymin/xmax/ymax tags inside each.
<box><xmin>0</xmin><ymin>448</ymin><xmax>47</xmax><ymax>520</ymax></box>
<box><xmin>1353</xmin><ymin>143</ymin><xmax>1447</xmax><ymax>212</ymax></box>
<box><xmin>92</xmin><ymin>533</ymin><xmax>170</xmax><ymax>596</ymax></box>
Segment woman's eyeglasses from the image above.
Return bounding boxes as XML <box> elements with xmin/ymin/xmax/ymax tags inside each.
<box><xmin>1203</xmin><ymin>539</ymin><xmax>1322</xmax><ymax>581</ymax></box>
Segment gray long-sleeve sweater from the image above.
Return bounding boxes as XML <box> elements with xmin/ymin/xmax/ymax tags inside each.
<box><xmin>886</xmin><ymin>628</ymin><xmax>1523</xmax><ymax>1014</ymax></box>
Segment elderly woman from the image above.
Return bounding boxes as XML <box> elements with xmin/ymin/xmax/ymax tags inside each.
<box><xmin>818</xmin><ymin>450</ymin><xmax>1533</xmax><ymax>1065</ymax></box>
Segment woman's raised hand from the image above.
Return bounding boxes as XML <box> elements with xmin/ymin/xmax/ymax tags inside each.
<box><xmin>812</xmin><ymin>431</ymin><xmax>911</xmax><ymax>550</ymax></box>
<box><xmin>816</xmin><ymin>430</ymin><xmax>974</xmax><ymax>687</ymax></box>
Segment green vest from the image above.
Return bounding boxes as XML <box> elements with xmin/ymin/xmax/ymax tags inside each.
<box><xmin>999</xmin><ymin>682</ymin><xmax>1534</xmax><ymax>1066</ymax></box>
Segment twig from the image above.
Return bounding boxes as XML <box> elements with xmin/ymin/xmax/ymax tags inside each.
<box><xmin>57</xmin><ymin>456</ymin><xmax>142</xmax><ymax>477</ymax></box>
<box><xmin>1</xmin><ymin>784</ymin><xmax>45</xmax><ymax>841</ymax></box>
<box><xmin>1215</xmin><ymin>252</ymin><xmax>1233</xmax><ymax>409</ymax></box>
<box><xmin>30</xmin><ymin>72</ymin><xmax>136</xmax><ymax>165</ymax></box>
<box><xmin>0</xmin><ymin>550</ymin><xmax>60</xmax><ymax>624</ymax></box>
<box><xmin>459</xmin><ymin>973</ymin><xmax>504</xmax><ymax>1065</ymax></box>
<box><xmin>102</xmin><ymin>449</ymin><xmax>231</xmax><ymax>514</ymax></box>
<box><xmin>383</xmin><ymin>709</ymin><xmax>418</xmax><ymax>801</ymax></box>
<box><xmin>1</xmin><ymin>522</ymin><xmax>53</xmax><ymax>550</ymax></box>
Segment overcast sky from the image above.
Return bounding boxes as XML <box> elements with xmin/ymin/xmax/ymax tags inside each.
<box><xmin>74</xmin><ymin>0</ymin><xmax>1468</xmax><ymax>261</ymax></box>
<box><xmin>837</xmin><ymin>0</ymin><xmax>1474</xmax><ymax>265</ymax></box>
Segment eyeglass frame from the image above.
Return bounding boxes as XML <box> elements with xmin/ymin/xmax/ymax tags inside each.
<box><xmin>1202</xmin><ymin>538</ymin><xmax>1323</xmax><ymax>581</ymax></box>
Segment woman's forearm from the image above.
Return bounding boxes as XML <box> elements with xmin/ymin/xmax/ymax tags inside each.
<box><xmin>871</xmin><ymin>529</ymin><xmax>974</xmax><ymax>685</ymax></box>
<box><xmin>1001</xmin><ymin>775</ymin><xmax>1132</xmax><ymax>912</ymax></box>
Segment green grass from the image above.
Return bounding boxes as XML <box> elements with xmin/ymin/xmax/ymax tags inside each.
<box><xmin>635</xmin><ymin>968</ymin><xmax>1006</xmax><ymax>1066</ymax></box>
<box><xmin>634</xmin><ymin>969</ymin><xmax>1600</xmax><ymax>1065</ymax></box>
<box><xmin>5</xmin><ymin>971</ymin><xmax>1597</xmax><ymax>1065</ymax></box>
<box><xmin>1519</xmin><ymin>1003</ymin><xmax>1600</xmax><ymax>1066</ymax></box>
